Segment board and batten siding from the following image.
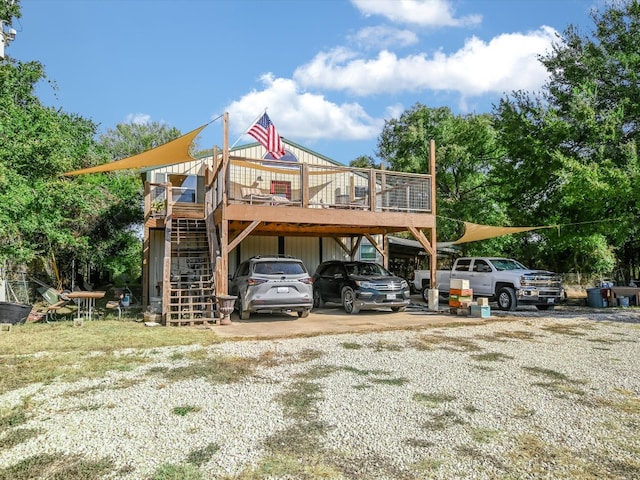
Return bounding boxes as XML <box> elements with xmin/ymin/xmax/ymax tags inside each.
<box><xmin>232</xmin><ymin>143</ymin><xmax>341</xmax><ymax>168</ymax></box>
<box><xmin>228</xmin><ymin>234</ymin><xmax>380</xmax><ymax>278</ymax></box>
<box><xmin>284</xmin><ymin>237</ymin><xmax>321</xmax><ymax>274</ymax></box>
<box><xmin>228</xmin><ymin>236</ymin><xmax>279</xmax><ymax>275</ymax></box>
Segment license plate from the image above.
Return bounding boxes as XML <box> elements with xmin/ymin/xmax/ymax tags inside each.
<box><xmin>277</xmin><ymin>287</ymin><xmax>289</xmax><ymax>293</ymax></box>
<box><xmin>547</xmin><ymin>298</ymin><xmax>555</xmax><ymax>304</ymax></box>
<box><xmin>386</xmin><ymin>294</ymin><xmax>396</xmax><ymax>300</ymax></box>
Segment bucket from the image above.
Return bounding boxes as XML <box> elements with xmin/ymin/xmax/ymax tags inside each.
<box><xmin>0</xmin><ymin>302</ymin><xmax>32</xmax><ymax>325</ymax></box>
<box><xmin>618</xmin><ymin>296</ymin><xmax>630</xmax><ymax>307</ymax></box>
<box><xmin>586</xmin><ymin>288</ymin><xmax>606</xmax><ymax>308</ymax></box>
<box><xmin>121</xmin><ymin>294</ymin><xmax>131</xmax><ymax>307</ymax></box>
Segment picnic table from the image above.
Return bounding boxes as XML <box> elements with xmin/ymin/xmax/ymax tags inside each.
<box><xmin>66</xmin><ymin>291</ymin><xmax>106</xmax><ymax>326</ymax></box>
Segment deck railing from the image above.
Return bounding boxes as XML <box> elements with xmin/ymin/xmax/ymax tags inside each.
<box><xmin>223</xmin><ymin>157</ymin><xmax>432</xmax><ymax>213</ymax></box>
<box><xmin>147</xmin><ymin>159</ymin><xmax>433</xmax><ymax>218</ymax></box>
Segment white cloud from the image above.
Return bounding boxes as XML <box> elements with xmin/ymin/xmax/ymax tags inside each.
<box><xmin>349</xmin><ymin>26</ymin><xmax>419</xmax><ymax>49</ymax></box>
<box><xmin>125</xmin><ymin>113</ymin><xmax>151</xmax><ymax>125</ymax></box>
<box><xmin>294</xmin><ymin>26</ymin><xmax>558</xmax><ymax>97</ymax></box>
<box><xmin>385</xmin><ymin>103</ymin><xmax>406</xmax><ymax>120</ymax></box>
<box><xmin>225</xmin><ymin>74</ymin><xmax>383</xmax><ymax>142</ymax></box>
<box><xmin>351</xmin><ymin>0</ymin><xmax>481</xmax><ymax>27</ymax></box>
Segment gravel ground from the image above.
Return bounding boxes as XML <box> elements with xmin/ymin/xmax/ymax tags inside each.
<box><xmin>1</xmin><ymin>307</ymin><xmax>639</xmax><ymax>479</ymax></box>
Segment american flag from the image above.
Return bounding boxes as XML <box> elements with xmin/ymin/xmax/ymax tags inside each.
<box><xmin>247</xmin><ymin>112</ymin><xmax>286</xmax><ymax>159</ymax></box>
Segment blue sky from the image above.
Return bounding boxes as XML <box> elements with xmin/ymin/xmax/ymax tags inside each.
<box><xmin>7</xmin><ymin>0</ymin><xmax>599</xmax><ymax>164</ymax></box>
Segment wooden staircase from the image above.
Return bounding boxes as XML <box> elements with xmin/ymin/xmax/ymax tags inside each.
<box><xmin>166</xmin><ymin>218</ymin><xmax>215</xmax><ymax>326</ymax></box>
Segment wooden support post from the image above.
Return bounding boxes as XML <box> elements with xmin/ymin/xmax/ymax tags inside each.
<box><xmin>429</xmin><ymin>139</ymin><xmax>437</xmax><ymax>288</ymax></box>
<box><xmin>217</xmin><ymin>112</ymin><xmax>230</xmax><ymax>296</ymax></box>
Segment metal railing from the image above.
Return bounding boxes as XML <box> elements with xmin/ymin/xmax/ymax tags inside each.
<box><xmin>146</xmin><ymin>161</ymin><xmax>433</xmax><ymax>216</ymax></box>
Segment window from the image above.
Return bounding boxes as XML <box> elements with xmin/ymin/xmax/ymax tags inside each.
<box><xmin>360</xmin><ymin>244</ymin><xmax>377</xmax><ymax>260</ymax></box>
<box><xmin>473</xmin><ymin>260</ymin><xmax>490</xmax><ymax>272</ymax></box>
<box><xmin>324</xmin><ymin>264</ymin><xmax>344</xmax><ymax>277</ymax></box>
<box><xmin>455</xmin><ymin>259</ymin><xmax>472</xmax><ymax>271</ymax></box>
<box><xmin>270</xmin><ymin>180</ymin><xmax>291</xmax><ymax>199</ymax></box>
<box><xmin>169</xmin><ymin>174</ymin><xmax>197</xmax><ymax>203</ymax></box>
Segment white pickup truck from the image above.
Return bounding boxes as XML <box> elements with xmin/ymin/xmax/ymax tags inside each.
<box><xmin>413</xmin><ymin>257</ymin><xmax>564</xmax><ymax>311</ymax></box>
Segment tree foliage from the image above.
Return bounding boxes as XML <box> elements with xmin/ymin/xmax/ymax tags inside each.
<box><xmin>349</xmin><ymin>155</ymin><xmax>380</xmax><ymax>169</ymax></box>
<box><xmin>377</xmin><ymin>2</ymin><xmax>640</xmax><ymax>280</ymax></box>
<box><xmin>377</xmin><ymin>104</ymin><xmax>509</xmax><ymax>252</ymax></box>
<box><xmin>494</xmin><ymin>0</ymin><xmax>640</xmax><ymax>279</ymax></box>
<box><xmin>98</xmin><ymin>122</ymin><xmax>181</xmax><ymax>161</ymax></box>
<box><xmin>0</xmin><ymin>58</ymin><xmax>144</xmax><ymax>287</ymax></box>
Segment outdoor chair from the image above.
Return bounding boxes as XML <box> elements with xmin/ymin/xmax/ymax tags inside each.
<box><xmin>105</xmin><ymin>287</ymin><xmax>132</xmax><ymax>320</ymax></box>
<box><xmin>241</xmin><ymin>187</ymin><xmax>290</xmax><ymax>205</ymax></box>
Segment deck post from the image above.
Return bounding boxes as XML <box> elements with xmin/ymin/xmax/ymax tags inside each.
<box><xmin>429</xmin><ymin>139</ymin><xmax>437</xmax><ymax>288</ymax></box>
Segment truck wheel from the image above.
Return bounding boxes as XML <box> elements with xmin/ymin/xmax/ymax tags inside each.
<box><xmin>342</xmin><ymin>287</ymin><xmax>360</xmax><ymax>314</ymax></box>
<box><xmin>421</xmin><ymin>286</ymin><xmax>430</xmax><ymax>303</ymax></box>
<box><xmin>298</xmin><ymin>309</ymin><xmax>310</xmax><ymax>318</ymax></box>
<box><xmin>497</xmin><ymin>287</ymin><xmax>517</xmax><ymax>311</ymax></box>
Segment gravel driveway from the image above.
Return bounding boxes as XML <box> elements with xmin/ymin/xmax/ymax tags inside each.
<box><xmin>1</xmin><ymin>307</ymin><xmax>639</xmax><ymax>479</ymax></box>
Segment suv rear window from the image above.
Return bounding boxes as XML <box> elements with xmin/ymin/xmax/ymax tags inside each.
<box><xmin>254</xmin><ymin>261</ymin><xmax>306</xmax><ymax>275</ymax></box>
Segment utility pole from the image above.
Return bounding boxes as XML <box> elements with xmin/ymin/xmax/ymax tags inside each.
<box><xmin>1</xmin><ymin>19</ymin><xmax>17</xmax><ymax>60</ymax></box>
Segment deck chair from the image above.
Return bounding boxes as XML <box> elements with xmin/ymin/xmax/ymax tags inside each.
<box><xmin>241</xmin><ymin>187</ymin><xmax>290</xmax><ymax>205</ymax></box>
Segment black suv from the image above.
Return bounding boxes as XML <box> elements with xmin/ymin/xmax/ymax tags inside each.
<box><xmin>229</xmin><ymin>256</ymin><xmax>313</xmax><ymax>320</ymax></box>
<box><xmin>312</xmin><ymin>260</ymin><xmax>410</xmax><ymax>314</ymax></box>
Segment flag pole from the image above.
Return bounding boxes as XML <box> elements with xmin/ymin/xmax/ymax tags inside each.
<box><xmin>229</xmin><ymin>108</ymin><xmax>268</xmax><ymax>149</ymax></box>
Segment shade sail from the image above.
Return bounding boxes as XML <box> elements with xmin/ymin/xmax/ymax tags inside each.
<box><xmin>64</xmin><ymin>124</ymin><xmax>209</xmax><ymax>176</ymax></box>
<box><xmin>452</xmin><ymin>221</ymin><xmax>554</xmax><ymax>244</ymax></box>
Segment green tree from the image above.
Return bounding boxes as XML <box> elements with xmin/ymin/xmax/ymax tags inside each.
<box><xmin>98</xmin><ymin>122</ymin><xmax>182</xmax><ymax>160</ymax></box>
<box><xmin>89</xmin><ymin>122</ymin><xmax>183</xmax><ymax>284</ymax></box>
<box><xmin>494</xmin><ymin>0</ymin><xmax>640</xmax><ymax>279</ymax></box>
<box><xmin>0</xmin><ymin>57</ymin><xmax>145</xmax><ymax>288</ymax></box>
<box><xmin>0</xmin><ymin>0</ymin><xmax>21</xmax><ymax>27</ymax></box>
<box><xmin>377</xmin><ymin>104</ymin><xmax>508</xmax><ymax>253</ymax></box>
<box><xmin>349</xmin><ymin>155</ymin><xmax>380</xmax><ymax>169</ymax></box>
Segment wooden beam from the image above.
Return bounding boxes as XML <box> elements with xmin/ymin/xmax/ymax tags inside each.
<box><xmin>161</xmin><ymin>188</ymin><xmax>173</xmax><ymax>324</ymax></box>
<box><xmin>217</xmin><ymin>112</ymin><xmax>230</xmax><ymax>296</ymax></box>
<box><xmin>383</xmin><ymin>234</ymin><xmax>389</xmax><ymax>269</ymax></box>
<box><xmin>332</xmin><ymin>237</ymin><xmax>350</xmax><ymax>255</ymax></box>
<box><xmin>364</xmin><ymin>233</ymin><xmax>383</xmax><ymax>256</ymax></box>
<box><xmin>224</xmin><ymin>204</ymin><xmax>435</xmax><ymax>228</ymax></box>
<box><xmin>228</xmin><ymin>220</ymin><xmax>261</xmax><ymax>253</ymax></box>
<box><xmin>350</xmin><ymin>235</ymin><xmax>363</xmax><ymax>259</ymax></box>
<box><xmin>429</xmin><ymin>139</ymin><xmax>437</xmax><ymax>289</ymax></box>
<box><xmin>142</xmin><ymin>181</ymin><xmax>150</xmax><ymax>308</ymax></box>
<box><xmin>408</xmin><ymin>226</ymin><xmax>435</xmax><ymax>257</ymax></box>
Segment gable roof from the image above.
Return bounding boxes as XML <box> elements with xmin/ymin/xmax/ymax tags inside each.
<box><xmin>231</xmin><ymin>137</ymin><xmax>347</xmax><ymax>168</ymax></box>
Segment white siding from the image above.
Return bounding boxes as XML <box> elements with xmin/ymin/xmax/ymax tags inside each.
<box><xmin>233</xmin><ymin>235</ymin><xmax>279</xmax><ymax>266</ymax></box>
<box><xmin>285</xmin><ymin>237</ymin><xmax>321</xmax><ymax>274</ymax></box>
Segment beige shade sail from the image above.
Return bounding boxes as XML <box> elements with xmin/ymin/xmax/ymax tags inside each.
<box><xmin>452</xmin><ymin>221</ymin><xmax>554</xmax><ymax>244</ymax></box>
<box><xmin>64</xmin><ymin>124</ymin><xmax>210</xmax><ymax>176</ymax></box>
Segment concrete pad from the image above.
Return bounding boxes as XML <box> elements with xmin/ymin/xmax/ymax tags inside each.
<box><xmin>208</xmin><ymin>302</ymin><xmax>487</xmax><ymax>340</ymax></box>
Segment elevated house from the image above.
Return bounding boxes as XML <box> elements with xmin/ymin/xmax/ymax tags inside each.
<box><xmin>71</xmin><ymin>114</ymin><xmax>438</xmax><ymax>326</ymax></box>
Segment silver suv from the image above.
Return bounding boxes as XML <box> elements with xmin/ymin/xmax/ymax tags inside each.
<box><xmin>229</xmin><ymin>256</ymin><xmax>313</xmax><ymax>320</ymax></box>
